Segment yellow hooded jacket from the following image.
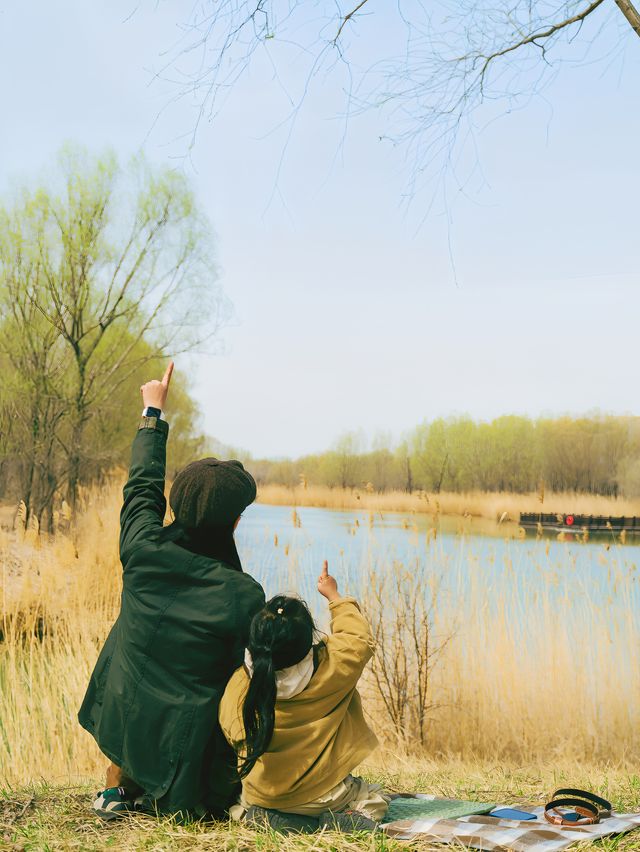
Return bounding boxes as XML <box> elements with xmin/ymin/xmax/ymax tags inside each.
<box><xmin>218</xmin><ymin>597</ymin><xmax>378</xmax><ymax>810</ymax></box>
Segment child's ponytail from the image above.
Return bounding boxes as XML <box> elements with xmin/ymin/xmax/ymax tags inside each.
<box><xmin>239</xmin><ymin>595</ymin><xmax>315</xmax><ymax>778</ymax></box>
<box><xmin>240</xmin><ymin>645</ymin><xmax>277</xmax><ymax>778</ymax></box>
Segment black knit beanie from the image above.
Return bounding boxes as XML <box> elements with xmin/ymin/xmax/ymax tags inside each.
<box><xmin>169</xmin><ymin>458</ymin><xmax>257</xmax><ymax>529</ymax></box>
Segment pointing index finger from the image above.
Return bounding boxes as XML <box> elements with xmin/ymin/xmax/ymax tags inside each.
<box><xmin>321</xmin><ymin>559</ymin><xmax>328</xmax><ymax>577</ymax></box>
<box><xmin>162</xmin><ymin>361</ymin><xmax>174</xmax><ymax>388</ymax></box>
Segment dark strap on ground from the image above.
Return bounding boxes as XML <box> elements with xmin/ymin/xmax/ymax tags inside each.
<box><xmin>552</xmin><ymin>788</ymin><xmax>612</xmax><ymax>814</ymax></box>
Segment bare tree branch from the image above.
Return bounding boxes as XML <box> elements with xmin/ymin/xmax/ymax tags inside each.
<box><xmin>614</xmin><ymin>0</ymin><xmax>640</xmax><ymax>35</ymax></box>
<box><xmin>334</xmin><ymin>0</ymin><xmax>372</xmax><ymax>43</ymax></box>
<box><xmin>475</xmin><ymin>0</ymin><xmax>607</xmax><ymax>87</ymax></box>
<box><xmin>156</xmin><ymin>0</ymin><xmax>636</xmax><ymax>206</ymax></box>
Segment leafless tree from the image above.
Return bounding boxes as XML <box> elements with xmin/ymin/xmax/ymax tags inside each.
<box><xmin>157</xmin><ymin>1</ymin><xmax>639</xmax><ymax>189</ymax></box>
<box><xmin>361</xmin><ymin>557</ymin><xmax>451</xmax><ymax>746</ymax></box>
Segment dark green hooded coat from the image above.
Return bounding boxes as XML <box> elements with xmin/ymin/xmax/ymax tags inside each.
<box><xmin>78</xmin><ymin>417</ymin><xmax>265</xmax><ymax>814</ymax></box>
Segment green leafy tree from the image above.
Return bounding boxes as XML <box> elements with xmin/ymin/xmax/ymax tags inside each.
<box><xmin>329</xmin><ymin>430</ymin><xmax>365</xmax><ymax>489</ymax></box>
<box><xmin>0</xmin><ymin>146</ymin><xmax>229</xmax><ymax>524</ymax></box>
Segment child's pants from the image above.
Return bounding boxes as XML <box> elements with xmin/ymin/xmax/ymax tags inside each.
<box><xmin>236</xmin><ymin>774</ymin><xmax>390</xmax><ymax>822</ymax></box>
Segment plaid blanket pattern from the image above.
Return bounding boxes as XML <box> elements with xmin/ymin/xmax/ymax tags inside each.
<box><xmin>383</xmin><ymin>800</ymin><xmax>640</xmax><ymax>851</ymax></box>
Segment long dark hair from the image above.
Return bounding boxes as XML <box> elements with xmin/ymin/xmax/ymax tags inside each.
<box><xmin>240</xmin><ymin>595</ymin><xmax>315</xmax><ymax>778</ymax></box>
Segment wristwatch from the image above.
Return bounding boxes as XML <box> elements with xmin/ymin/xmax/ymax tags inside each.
<box><xmin>142</xmin><ymin>406</ymin><xmax>162</xmax><ymax>418</ymax></box>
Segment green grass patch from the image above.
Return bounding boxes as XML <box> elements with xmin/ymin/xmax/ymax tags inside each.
<box><xmin>3</xmin><ymin>763</ymin><xmax>640</xmax><ymax>851</ymax></box>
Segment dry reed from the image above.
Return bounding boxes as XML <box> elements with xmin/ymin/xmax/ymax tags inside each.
<box><xmin>257</xmin><ymin>483</ymin><xmax>640</xmax><ymax>522</ymax></box>
<box><xmin>356</xmin><ymin>543</ymin><xmax>640</xmax><ymax>764</ymax></box>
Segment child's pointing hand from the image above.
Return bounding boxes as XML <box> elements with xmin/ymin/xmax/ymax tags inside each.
<box><xmin>317</xmin><ymin>560</ymin><xmax>340</xmax><ymax>603</ymax></box>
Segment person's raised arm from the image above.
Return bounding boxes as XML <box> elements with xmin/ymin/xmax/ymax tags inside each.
<box><xmin>119</xmin><ymin>361</ymin><xmax>174</xmax><ymax>563</ymax></box>
<box><xmin>317</xmin><ymin>560</ymin><xmax>375</xmax><ymax>686</ymax></box>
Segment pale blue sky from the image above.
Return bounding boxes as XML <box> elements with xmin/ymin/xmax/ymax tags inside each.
<box><xmin>0</xmin><ymin>2</ymin><xmax>639</xmax><ymax>457</ymax></box>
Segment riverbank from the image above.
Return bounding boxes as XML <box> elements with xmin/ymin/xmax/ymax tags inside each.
<box><xmin>256</xmin><ymin>483</ymin><xmax>640</xmax><ymax>523</ymax></box>
<box><xmin>3</xmin><ymin>758</ymin><xmax>640</xmax><ymax>851</ymax></box>
<box><xmin>3</xmin><ymin>485</ymin><xmax>638</xmax><ymax>536</ymax></box>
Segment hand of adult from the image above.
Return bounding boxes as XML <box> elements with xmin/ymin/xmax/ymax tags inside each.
<box><xmin>317</xmin><ymin>559</ymin><xmax>340</xmax><ymax>602</ymax></box>
<box><xmin>140</xmin><ymin>361</ymin><xmax>174</xmax><ymax>410</ymax></box>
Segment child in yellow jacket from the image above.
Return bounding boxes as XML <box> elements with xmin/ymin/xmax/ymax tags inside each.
<box><xmin>218</xmin><ymin>561</ymin><xmax>389</xmax><ymax>832</ymax></box>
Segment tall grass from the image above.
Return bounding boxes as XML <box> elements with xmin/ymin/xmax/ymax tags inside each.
<box><xmin>369</xmin><ymin>557</ymin><xmax>640</xmax><ymax>762</ymax></box>
<box><xmin>257</xmin><ymin>483</ymin><xmax>640</xmax><ymax>522</ymax></box>
<box><xmin>357</xmin><ymin>536</ymin><xmax>640</xmax><ymax>763</ymax></box>
<box><xmin>0</xmin><ymin>485</ymin><xmax>123</xmax><ymax>786</ymax></box>
<box><xmin>1</xmin><ymin>481</ymin><xmax>639</xmax><ymax>789</ymax></box>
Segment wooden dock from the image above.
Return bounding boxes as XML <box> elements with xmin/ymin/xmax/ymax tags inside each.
<box><xmin>519</xmin><ymin>512</ymin><xmax>640</xmax><ymax>533</ymax></box>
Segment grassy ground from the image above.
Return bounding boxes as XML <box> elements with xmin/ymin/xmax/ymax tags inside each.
<box><xmin>3</xmin><ymin>760</ymin><xmax>640</xmax><ymax>851</ymax></box>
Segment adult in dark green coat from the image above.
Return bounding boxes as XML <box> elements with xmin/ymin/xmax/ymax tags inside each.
<box><xmin>78</xmin><ymin>362</ymin><xmax>266</xmax><ymax>818</ymax></box>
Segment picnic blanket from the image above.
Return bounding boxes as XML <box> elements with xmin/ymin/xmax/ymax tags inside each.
<box><xmin>382</xmin><ymin>796</ymin><xmax>640</xmax><ymax>851</ymax></box>
<box><xmin>385</xmin><ymin>796</ymin><xmax>495</xmax><ymax>822</ymax></box>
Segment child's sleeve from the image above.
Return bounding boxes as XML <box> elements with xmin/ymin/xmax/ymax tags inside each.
<box><xmin>323</xmin><ymin>597</ymin><xmax>376</xmax><ymax>690</ymax></box>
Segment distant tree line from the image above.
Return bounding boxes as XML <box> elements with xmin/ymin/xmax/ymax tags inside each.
<box><xmin>0</xmin><ymin>147</ymin><xmax>227</xmax><ymax>531</ymax></box>
<box><xmin>249</xmin><ymin>415</ymin><xmax>640</xmax><ymax>498</ymax></box>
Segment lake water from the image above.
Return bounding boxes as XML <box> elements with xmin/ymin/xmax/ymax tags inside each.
<box><xmin>236</xmin><ymin>503</ymin><xmax>640</xmax><ymax>625</ymax></box>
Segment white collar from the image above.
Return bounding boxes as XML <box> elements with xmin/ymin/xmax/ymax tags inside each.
<box><xmin>244</xmin><ymin>646</ymin><xmax>315</xmax><ymax>700</ymax></box>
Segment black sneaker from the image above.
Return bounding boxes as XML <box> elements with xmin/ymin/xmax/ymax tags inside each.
<box><xmin>92</xmin><ymin>786</ymin><xmax>134</xmax><ymax>821</ymax></box>
<box><xmin>319</xmin><ymin>809</ymin><xmax>378</xmax><ymax>832</ymax></box>
<box><xmin>245</xmin><ymin>805</ymin><xmax>320</xmax><ymax>834</ymax></box>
